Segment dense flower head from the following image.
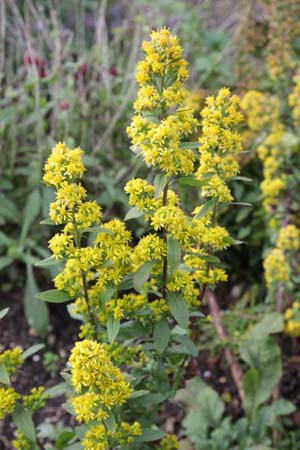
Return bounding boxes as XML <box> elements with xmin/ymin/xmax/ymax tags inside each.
<box><xmin>12</xmin><ymin>431</ymin><xmax>32</xmax><ymax>450</ymax></box>
<box><xmin>289</xmin><ymin>73</ymin><xmax>300</xmax><ymax>126</ymax></box>
<box><xmin>43</xmin><ymin>142</ymin><xmax>85</xmax><ymax>187</ymax></box>
<box><xmin>284</xmin><ymin>302</ymin><xmax>300</xmax><ymax>337</ymax></box>
<box><xmin>159</xmin><ymin>434</ymin><xmax>179</xmax><ymax>450</ymax></box>
<box><xmin>82</xmin><ymin>421</ymin><xmax>142</xmax><ymax>450</ymax></box>
<box><xmin>0</xmin><ymin>386</ymin><xmax>19</xmax><ymax>419</ymax></box>
<box><xmin>0</xmin><ymin>347</ymin><xmax>23</xmax><ymax>374</ymax></box>
<box><xmin>69</xmin><ymin>339</ymin><xmax>132</xmax><ymax>400</ymax></box>
<box><xmin>127</xmin><ymin>28</ymin><xmax>199</xmax><ymax>175</ymax></box>
<box><xmin>131</xmin><ymin>234</ymin><xmax>166</xmax><ymax>271</ymax></box>
<box><xmin>263</xmin><ymin>0</ymin><xmax>300</xmax><ymax>80</ymax></box>
<box><xmin>277</xmin><ymin>225</ymin><xmax>300</xmax><ymax>251</ymax></box>
<box><xmin>263</xmin><ymin>248</ymin><xmax>289</xmax><ymax>288</ymax></box>
<box><xmin>125</xmin><ymin>178</ymin><xmax>179</xmax><ymax>220</ymax></box>
<box><xmin>196</xmin><ymin>88</ymin><xmax>243</xmax><ymax>203</ymax></box>
<box><xmin>240</xmin><ymin>90</ymin><xmax>280</xmax><ymax>131</ymax></box>
<box><xmin>23</xmin><ymin>386</ymin><xmax>49</xmax><ymax>412</ymax></box>
<box><xmin>104</xmin><ymin>293</ymin><xmax>147</xmax><ymax>321</ymax></box>
<box><xmin>69</xmin><ymin>340</ymin><xmax>139</xmax><ymax>450</ymax></box>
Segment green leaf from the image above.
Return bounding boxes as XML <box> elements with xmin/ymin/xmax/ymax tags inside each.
<box><xmin>56</xmin><ymin>430</ymin><xmax>76</xmax><ymax>450</ymax></box>
<box><xmin>179</xmin><ymin>142</ymin><xmax>200</xmax><ymax>149</ymax></box>
<box><xmin>34</xmin><ymin>256</ymin><xmax>62</xmax><ymax>268</ymax></box>
<box><xmin>224</xmin><ymin>201</ymin><xmax>252</xmax><ymax>208</ymax></box>
<box><xmin>118</xmin><ymin>275</ymin><xmax>134</xmax><ymax>291</ymax></box>
<box><xmin>154</xmin><ymin>174</ymin><xmax>168</xmax><ymax>198</ymax></box>
<box><xmin>86</xmin><ymin>226</ymin><xmax>114</xmax><ymax>235</ymax></box>
<box><xmin>142</xmin><ymin>113</ymin><xmax>160</xmax><ymax>124</ymax></box>
<box><xmin>40</xmin><ymin>218</ymin><xmax>55</xmax><ymax>225</ymax></box>
<box><xmin>243</xmin><ymin>368</ymin><xmax>260</xmax><ymax>416</ymax></box>
<box><xmin>20</xmin><ymin>190</ymin><xmax>41</xmax><ymax>246</ymax></box>
<box><xmin>0</xmin><ymin>307</ymin><xmax>9</xmax><ymax>320</ymax></box>
<box><xmin>240</xmin><ymin>336</ymin><xmax>282</xmax><ymax>408</ymax></box>
<box><xmin>195</xmin><ymin>198</ymin><xmax>216</xmax><ymax>218</ymax></box>
<box><xmin>65</xmin><ymin>444</ymin><xmax>83</xmax><ymax>450</ymax></box>
<box><xmin>251</xmin><ymin>313</ymin><xmax>283</xmax><ymax>340</ymax></box>
<box><xmin>22</xmin><ymin>344</ymin><xmax>45</xmax><ymax>360</ymax></box>
<box><xmin>0</xmin><ymin>106</ymin><xmax>17</xmax><ymax>124</ymax></box>
<box><xmin>0</xmin><ymin>256</ymin><xmax>13</xmax><ymax>270</ymax></box>
<box><xmin>130</xmin><ymin>390</ymin><xmax>150</xmax><ymax>399</ymax></box>
<box><xmin>12</xmin><ymin>402</ymin><xmax>36</xmax><ymax>442</ymax></box>
<box><xmin>168</xmin><ymin>292</ymin><xmax>189</xmax><ymax>329</ymax></box>
<box><xmin>133</xmin><ymin>261</ymin><xmax>154</xmax><ymax>292</ymax></box>
<box><xmin>107</xmin><ymin>317</ymin><xmax>120</xmax><ymax>344</ymax></box>
<box><xmin>45</xmin><ymin>382</ymin><xmax>69</xmax><ymax>398</ymax></box>
<box><xmin>0</xmin><ymin>194</ymin><xmax>20</xmax><ymax>224</ymax></box>
<box><xmin>167</xmin><ymin>236</ymin><xmax>181</xmax><ymax>275</ymax></box>
<box><xmin>230</xmin><ymin>176</ymin><xmax>253</xmax><ymax>183</ymax></box>
<box><xmin>186</xmin><ymin>252</ymin><xmax>220</xmax><ymax>264</ymax></box>
<box><xmin>25</xmin><ymin>265</ymin><xmax>49</xmax><ymax>336</ymax></box>
<box><xmin>172</xmin><ymin>335</ymin><xmax>198</xmax><ymax>357</ymax></box>
<box><xmin>267</xmin><ymin>399</ymin><xmax>296</xmax><ymax>416</ymax></box>
<box><xmin>136</xmin><ymin>428</ymin><xmax>166</xmax><ymax>443</ymax></box>
<box><xmin>60</xmin><ymin>372</ymin><xmax>72</xmax><ymax>386</ymax></box>
<box><xmin>35</xmin><ymin>289</ymin><xmax>73</xmax><ymax>303</ymax></box>
<box><xmin>177</xmin><ymin>176</ymin><xmax>206</xmax><ymax>187</ymax></box>
<box><xmin>124</xmin><ymin>207</ymin><xmax>144</xmax><ymax>221</ymax></box>
<box><xmin>0</xmin><ymin>363</ymin><xmax>10</xmax><ymax>385</ymax></box>
<box><xmin>154</xmin><ymin>319</ymin><xmax>170</xmax><ymax>354</ymax></box>
<box><xmin>105</xmin><ymin>413</ymin><xmax>117</xmax><ymax>433</ymax></box>
<box><xmin>100</xmin><ymin>288</ymin><xmax>115</xmax><ymax>303</ymax></box>
<box><xmin>182</xmin><ymin>383</ymin><xmax>225</xmax><ymax>440</ymax></box>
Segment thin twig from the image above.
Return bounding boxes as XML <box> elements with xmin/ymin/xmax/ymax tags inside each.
<box><xmin>206</xmin><ymin>289</ymin><xmax>244</xmax><ymax>401</ymax></box>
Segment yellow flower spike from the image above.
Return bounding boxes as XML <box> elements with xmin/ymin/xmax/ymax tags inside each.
<box><xmin>127</xmin><ymin>28</ymin><xmax>199</xmax><ymax>175</ymax></box>
<box><xmin>277</xmin><ymin>225</ymin><xmax>300</xmax><ymax>251</ymax></box>
<box><xmin>263</xmin><ymin>248</ymin><xmax>289</xmax><ymax>288</ymax></box>
<box><xmin>196</xmin><ymin>88</ymin><xmax>243</xmax><ymax>203</ymax></box>
<box><xmin>0</xmin><ymin>387</ymin><xmax>19</xmax><ymax>419</ymax></box>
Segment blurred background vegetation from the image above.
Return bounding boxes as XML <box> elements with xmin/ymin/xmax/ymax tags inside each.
<box><xmin>2</xmin><ymin>0</ymin><xmax>257</xmax><ymax>334</ymax></box>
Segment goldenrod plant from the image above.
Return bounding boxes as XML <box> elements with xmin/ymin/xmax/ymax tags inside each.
<box><xmin>21</xmin><ymin>28</ymin><xmax>243</xmax><ymax>449</ymax></box>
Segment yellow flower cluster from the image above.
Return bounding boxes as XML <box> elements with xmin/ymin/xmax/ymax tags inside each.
<box><xmin>240</xmin><ymin>90</ymin><xmax>280</xmax><ymax>131</ymax></box>
<box><xmin>131</xmin><ymin>234</ymin><xmax>167</xmax><ymax>271</ymax></box>
<box><xmin>125</xmin><ymin>178</ymin><xmax>179</xmax><ymax>218</ymax></box>
<box><xmin>103</xmin><ymin>293</ymin><xmax>147</xmax><ymax>321</ymax></box>
<box><xmin>277</xmin><ymin>225</ymin><xmax>300</xmax><ymax>251</ymax></box>
<box><xmin>159</xmin><ymin>434</ymin><xmax>179</xmax><ymax>450</ymax></box>
<box><xmin>82</xmin><ymin>421</ymin><xmax>142</xmax><ymax>450</ymax></box>
<box><xmin>23</xmin><ymin>386</ymin><xmax>48</xmax><ymax>412</ymax></box>
<box><xmin>196</xmin><ymin>88</ymin><xmax>243</xmax><ymax>203</ymax></box>
<box><xmin>284</xmin><ymin>302</ymin><xmax>300</xmax><ymax>337</ymax></box>
<box><xmin>264</xmin><ymin>224</ymin><xmax>300</xmax><ymax>288</ymax></box>
<box><xmin>12</xmin><ymin>431</ymin><xmax>31</xmax><ymax>450</ymax></box>
<box><xmin>255</xmin><ymin>126</ymin><xmax>287</xmax><ymax>211</ymax></box>
<box><xmin>43</xmin><ymin>141</ymin><xmax>85</xmax><ymax>187</ymax></box>
<box><xmin>69</xmin><ymin>340</ymin><xmax>140</xmax><ymax>450</ymax></box>
<box><xmin>264</xmin><ymin>249</ymin><xmax>289</xmax><ymax>288</ymax></box>
<box><xmin>127</xmin><ymin>28</ymin><xmax>198</xmax><ymax>175</ymax></box>
<box><xmin>0</xmin><ymin>386</ymin><xmax>19</xmax><ymax>419</ymax></box>
<box><xmin>44</xmin><ymin>144</ymin><xmax>136</xmax><ymax>329</ymax></box>
<box><xmin>289</xmin><ymin>73</ymin><xmax>300</xmax><ymax>126</ymax></box>
<box><xmin>0</xmin><ymin>347</ymin><xmax>23</xmax><ymax>374</ymax></box>
<box><xmin>69</xmin><ymin>340</ymin><xmax>131</xmax><ymax>413</ymax></box>
<box><xmin>262</xmin><ymin>0</ymin><xmax>300</xmax><ymax>80</ymax></box>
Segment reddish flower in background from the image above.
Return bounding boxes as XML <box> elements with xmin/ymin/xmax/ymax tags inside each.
<box><xmin>110</xmin><ymin>65</ymin><xmax>118</xmax><ymax>76</ymax></box>
<box><xmin>23</xmin><ymin>53</ymin><xmax>47</xmax><ymax>78</ymax></box>
<box><xmin>74</xmin><ymin>63</ymin><xmax>88</xmax><ymax>81</ymax></box>
<box><xmin>59</xmin><ymin>101</ymin><xmax>70</xmax><ymax>111</ymax></box>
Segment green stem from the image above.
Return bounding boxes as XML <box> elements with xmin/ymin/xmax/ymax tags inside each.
<box><xmin>73</xmin><ymin>219</ymin><xmax>97</xmax><ymax>336</ymax></box>
<box><xmin>161</xmin><ymin>184</ymin><xmax>169</xmax><ymax>299</ymax></box>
